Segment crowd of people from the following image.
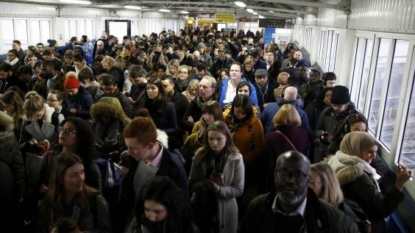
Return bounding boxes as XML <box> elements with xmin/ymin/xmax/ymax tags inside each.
<box><xmin>0</xmin><ymin>26</ymin><xmax>412</xmax><ymax>233</ymax></box>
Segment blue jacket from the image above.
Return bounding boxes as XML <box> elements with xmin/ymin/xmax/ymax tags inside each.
<box><xmin>218</xmin><ymin>77</ymin><xmax>258</xmax><ymax>107</ymax></box>
<box><xmin>67</xmin><ymin>86</ymin><xmax>93</xmax><ymax>119</ymax></box>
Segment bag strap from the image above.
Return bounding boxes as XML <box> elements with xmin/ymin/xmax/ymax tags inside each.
<box><xmin>276</xmin><ymin>130</ymin><xmax>298</xmax><ymax>151</ymax></box>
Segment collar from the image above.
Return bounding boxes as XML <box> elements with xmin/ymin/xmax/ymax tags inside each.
<box><xmin>146</xmin><ymin>142</ymin><xmax>163</xmax><ymax>168</ymax></box>
<box><xmin>272</xmin><ymin>194</ymin><xmax>307</xmax><ymax>217</ymax></box>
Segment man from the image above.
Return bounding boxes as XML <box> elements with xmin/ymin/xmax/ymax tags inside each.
<box><xmin>315</xmin><ymin>85</ymin><xmax>357</xmax><ymax>162</ymax></box>
<box><xmin>95</xmin><ymin>40</ymin><xmax>107</xmax><ymax>56</ymax></box>
<box><xmin>0</xmin><ymin>63</ymin><xmax>17</xmax><ymax>94</ymax></box>
<box><xmin>118</xmin><ymin>117</ymin><xmax>188</xmax><ymax>232</ymax></box>
<box><xmin>241</xmin><ymin>151</ymin><xmax>359</xmax><ymax>233</ymax></box>
<box><xmin>297</xmin><ymin>66</ymin><xmax>310</xmax><ymax>88</ymax></box>
<box><xmin>36</xmin><ymin>43</ymin><xmax>45</xmax><ymax>54</ymax></box>
<box><xmin>300</xmin><ymin>68</ymin><xmax>322</xmax><ymax>105</ymax></box>
<box><xmin>209</xmin><ymin>49</ymin><xmax>232</xmax><ymax>79</ymax></box>
<box><xmin>73</xmin><ymin>53</ymin><xmax>92</xmax><ymax>75</ymax></box>
<box><xmin>41</xmin><ymin>60</ymin><xmax>65</xmax><ymax>97</ymax></box>
<box><xmin>12</xmin><ymin>40</ymin><xmax>25</xmax><ymax>62</ymax></box>
<box><xmin>266</xmin><ymin>50</ymin><xmax>282</xmax><ymax>87</ymax></box>
<box><xmin>161</xmin><ymin>75</ymin><xmax>190</xmax><ymax>149</ymax></box>
<box><xmin>191</xmin><ymin>63</ymin><xmax>212</xmax><ymax>81</ymax></box>
<box><xmin>261</xmin><ymin>86</ymin><xmax>313</xmax><ymax>140</ymax></box>
<box><xmin>182</xmin><ymin>76</ymin><xmax>216</xmax><ymax>133</ymax></box>
<box><xmin>251</xmin><ymin>49</ymin><xmax>267</xmax><ymax>70</ymax></box>
<box><xmin>218</xmin><ymin>62</ymin><xmax>258</xmax><ymax>107</ymax></box>
<box><xmin>94</xmin><ymin>74</ymin><xmax>133</xmax><ymax>118</ymax></box>
<box><xmin>253</xmin><ymin>69</ymin><xmax>275</xmax><ymax>111</ymax></box>
<box><xmin>293</xmin><ymin>50</ymin><xmax>311</xmax><ymax>67</ymax></box>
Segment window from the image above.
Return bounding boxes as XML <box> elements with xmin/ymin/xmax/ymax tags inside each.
<box><xmin>357</xmin><ymin>39</ymin><xmax>373</xmax><ymax>111</ymax></box>
<box><xmin>64</xmin><ymin>19</ymin><xmax>94</xmax><ymax>41</ymax></box>
<box><xmin>1</xmin><ymin>19</ymin><xmax>28</xmax><ymax>52</ymax></box>
<box><xmin>324</xmin><ymin>31</ymin><xmax>333</xmax><ymax>71</ymax></box>
<box><xmin>380</xmin><ymin>40</ymin><xmax>409</xmax><ymax>148</ymax></box>
<box><xmin>304</xmin><ymin>27</ymin><xmax>313</xmax><ymax>52</ymax></box>
<box><xmin>30</xmin><ymin>20</ymin><xmax>51</xmax><ymax>45</ymax></box>
<box><xmin>318</xmin><ymin>31</ymin><xmax>324</xmax><ymax>61</ymax></box>
<box><xmin>329</xmin><ymin>33</ymin><xmax>339</xmax><ymax>71</ymax></box>
<box><xmin>400</xmin><ymin>70</ymin><xmax>415</xmax><ymax>171</ymax></box>
<box><xmin>368</xmin><ymin>39</ymin><xmax>391</xmax><ymax>134</ymax></box>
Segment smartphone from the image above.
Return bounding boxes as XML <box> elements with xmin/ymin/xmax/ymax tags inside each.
<box><xmin>113</xmin><ymin>162</ymin><xmax>122</xmax><ymax>170</ymax></box>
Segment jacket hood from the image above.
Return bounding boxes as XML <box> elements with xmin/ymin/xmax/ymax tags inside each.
<box><xmin>90</xmin><ymin>97</ymin><xmax>129</xmax><ymax>124</ymax></box>
<box><xmin>327</xmin><ymin>151</ymin><xmax>366</xmax><ymax>185</ymax></box>
<box><xmin>156</xmin><ymin>129</ymin><xmax>169</xmax><ymax>149</ymax></box>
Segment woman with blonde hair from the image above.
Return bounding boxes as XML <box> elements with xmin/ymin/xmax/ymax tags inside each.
<box><xmin>166</xmin><ymin>59</ymin><xmax>180</xmax><ymax>76</ymax></box>
<box><xmin>182</xmin><ymin>79</ymin><xmax>199</xmax><ymax>103</ymax></box>
<box><xmin>1</xmin><ymin>90</ymin><xmax>25</xmax><ymax>140</ymax></box>
<box><xmin>260</xmin><ymin>104</ymin><xmax>309</xmax><ymax>193</ymax></box>
<box><xmin>175</xmin><ymin>65</ymin><xmax>191</xmax><ymax>92</ymax></box>
<box><xmin>101</xmin><ymin>56</ymin><xmax>124</xmax><ymax>91</ymax></box>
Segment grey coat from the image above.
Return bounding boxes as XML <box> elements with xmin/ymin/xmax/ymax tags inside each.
<box><xmin>189</xmin><ymin>152</ymin><xmax>245</xmax><ymax>233</ymax></box>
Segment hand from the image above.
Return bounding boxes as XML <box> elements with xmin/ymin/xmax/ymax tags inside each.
<box><xmin>69</xmin><ymin>108</ymin><xmax>77</xmax><ymax>114</ymax></box>
<box><xmin>395</xmin><ymin>164</ymin><xmax>412</xmax><ymax>191</ymax></box>
<box><xmin>29</xmin><ymin>138</ymin><xmax>38</xmax><ymax>145</ymax></box>
<box><xmin>187</xmin><ymin>116</ymin><xmax>194</xmax><ymax>123</ymax></box>
<box><xmin>115</xmin><ymin>166</ymin><xmax>129</xmax><ymax>177</ymax></box>
<box><xmin>320</xmin><ymin>132</ymin><xmax>333</xmax><ymax>143</ymax></box>
<box><xmin>39</xmin><ymin>183</ymin><xmax>48</xmax><ymax>193</ymax></box>
<box><xmin>203</xmin><ymin>179</ymin><xmax>218</xmax><ymax>191</ymax></box>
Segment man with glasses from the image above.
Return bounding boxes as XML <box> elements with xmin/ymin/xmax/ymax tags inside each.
<box><xmin>241</xmin><ymin>151</ymin><xmax>359</xmax><ymax>233</ymax></box>
<box><xmin>315</xmin><ymin>85</ymin><xmax>357</xmax><ymax>162</ymax></box>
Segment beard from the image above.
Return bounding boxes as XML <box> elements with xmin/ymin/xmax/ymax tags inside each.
<box><xmin>277</xmin><ymin>184</ymin><xmax>307</xmax><ymax>206</ymax></box>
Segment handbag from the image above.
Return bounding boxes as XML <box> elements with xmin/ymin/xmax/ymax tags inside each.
<box><xmin>276</xmin><ymin>130</ymin><xmax>298</xmax><ymax>151</ymax></box>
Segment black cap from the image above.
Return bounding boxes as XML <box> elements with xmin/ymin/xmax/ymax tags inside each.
<box><xmin>331</xmin><ymin>85</ymin><xmax>351</xmax><ymax>105</ymax></box>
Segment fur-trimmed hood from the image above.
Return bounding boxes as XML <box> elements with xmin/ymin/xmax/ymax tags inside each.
<box><xmin>327</xmin><ymin>150</ymin><xmax>381</xmax><ymax>185</ymax></box>
<box><xmin>157</xmin><ymin>129</ymin><xmax>169</xmax><ymax>149</ymax></box>
<box><xmin>90</xmin><ymin>97</ymin><xmax>130</xmax><ymax>125</ymax></box>
<box><xmin>0</xmin><ymin>111</ymin><xmax>16</xmax><ymax>146</ymax></box>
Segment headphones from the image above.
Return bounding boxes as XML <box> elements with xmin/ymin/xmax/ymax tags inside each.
<box><xmin>280</xmin><ymin>85</ymin><xmax>300</xmax><ymax>99</ymax></box>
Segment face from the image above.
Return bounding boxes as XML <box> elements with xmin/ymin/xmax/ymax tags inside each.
<box><xmin>74</xmin><ymin>60</ymin><xmax>83</xmax><ymax>70</ymax></box>
<box><xmin>66</xmin><ymin>88</ymin><xmax>79</xmax><ymax>97</ymax></box>
<box><xmin>234</xmin><ymin>107</ymin><xmax>247</xmax><ymax>120</ymax></box>
<box><xmin>161</xmin><ymin>80</ymin><xmax>174</xmax><ymax>95</ymax></box>
<box><xmin>19</xmin><ymin>72</ymin><xmax>32</xmax><ymax>83</ymax></box>
<box><xmin>0</xmin><ymin>70</ymin><xmax>10</xmax><ymax>80</ymax></box>
<box><xmin>360</xmin><ymin>145</ymin><xmax>378</xmax><ymax>164</ymax></box>
<box><xmin>237</xmin><ymin>85</ymin><xmax>250</xmax><ymax>96</ymax></box>
<box><xmin>197</xmin><ymin>69</ymin><xmax>206</xmax><ymax>78</ymax></box>
<box><xmin>147</xmin><ymin>84</ymin><xmax>160</xmax><ymax>99</ymax></box>
<box><xmin>298</xmin><ymin>67</ymin><xmax>308</xmax><ymax>78</ymax></box>
<box><xmin>33</xmin><ymin>66</ymin><xmax>41</xmax><ymax>75</ymax></box>
<box><xmin>274</xmin><ymin>159</ymin><xmax>309</xmax><ymax>207</ymax></box>
<box><xmin>202</xmin><ymin>112</ymin><xmax>215</xmax><ymax>124</ymax></box>
<box><xmin>47</xmin><ymin>93</ymin><xmax>61</xmax><ymax>108</ymax></box>
<box><xmin>308</xmin><ymin>170</ymin><xmax>323</xmax><ymax>198</ymax></box>
<box><xmin>12</xmin><ymin>43</ymin><xmax>20</xmax><ymax>50</ymax></box>
<box><xmin>124</xmin><ymin>138</ymin><xmax>152</xmax><ymax>161</ymax></box>
<box><xmin>169</xmin><ymin>66</ymin><xmax>177</xmax><ymax>75</ymax></box>
<box><xmin>101</xmin><ymin>61</ymin><xmax>110</xmax><ymax>70</ymax></box>
<box><xmin>323</xmin><ymin>90</ymin><xmax>332</xmax><ymax>106</ymax></box>
<box><xmin>217</xmin><ymin>51</ymin><xmax>225</xmax><ymax>61</ymax></box>
<box><xmin>331</xmin><ymin>102</ymin><xmax>349</xmax><ymax>113</ymax></box>
<box><xmin>34</xmin><ymin>107</ymin><xmax>46</xmax><ymax>120</ymax></box>
<box><xmin>255</xmin><ymin>76</ymin><xmax>268</xmax><ymax>86</ymax></box>
<box><xmin>102</xmin><ymin>84</ymin><xmax>117</xmax><ymax>95</ymax></box>
<box><xmin>208</xmin><ymin>130</ymin><xmax>227</xmax><ymax>153</ymax></box>
<box><xmin>178</xmin><ymin>68</ymin><xmax>189</xmax><ymax>81</ymax></box>
<box><xmin>37</xmin><ymin>45</ymin><xmax>44</xmax><ymax>53</ymax></box>
<box><xmin>132</xmin><ymin>76</ymin><xmax>145</xmax><ymax>85</ymax></box>
<box><xmin>350</xmin><ymin>122</ymin><xmax>367</xmax><ymax>132</ymax></box>
<box><xmin>144</xmin><ymin>200</ymin><xmax>168</xmax><ymax>223</ymax></box>
<box><xmin>230</xmin><ymin>64</ymin><xmax>242</xmax><ymax>81</ymax></box>
<box><xmin>178</xmin><ymin>52</ymin><xmax>185</xmax><ymax>61</ymax></box>
<box><xmin>97</xmin><ymin>42</ymin><xmax>104</xmax><ymax>50</ymax></box>
<box><xmin>43</xmin><ymin>54</ymin><xmax>53</xmax><ymax>61</ymax></box>
<box><xmin>1</xmin><ymin>101</ymin><xmax>15</xmax><ymax>114</ymax></box>
<box><xmin>63</xmin><ymin>163</ymin><xmax>85</xmax><ymax>195</ymax></box>
<box><xmin>245</xmin><ymin>64</ymin><xmax>252</xmax><ymax>72</ymax></box>
<box><xmin>221</xmin><ymin>71</ymin><xmax>228</xmax><ymax>79</ymax></box>
<box><xmin>58</xmin><ymin>122</ymin><xmax>78</xmax><ymax>147</ymax></box>
<box><xmin>7</xmin><ymin>52</ymin><xmax>16</xmax><ymax>61</ymax></box>
<box><xmin>310</xmin><ymin>71</ymin><xmax>320</xmax><ymax>83</ymax></box>
<box><xmin>199</xmin><ymin>78</ymin><xmax>214</xmax><ymax>100</ymax></box>
<box><xmin>41</xmin><ymin>65</ymin><xmax>54</xmax><ymax>79</ymax></box>
<box><xmin>326</xmin><ymin>80</ymin><xmax>336</xmax><ymax>87</ymax></box>
<box><xmin>294</xmin><ymin>51</ymin><xmax>303</xmax><ymax>60</ymax></box>
<box><xmin>266</xmin><ymin>52</ymin><xmax>274</xmax><ymax>63</ymax></box>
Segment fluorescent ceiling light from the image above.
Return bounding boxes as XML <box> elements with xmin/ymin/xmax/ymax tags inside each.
<box><xmin>180</xmin><ymin>11</ymin><xmax>189</xmax><ymax>14</ymax></box>
<box><xmin>59</xmin><ymin>0</ymin><xmax>91</xmax><ymax>4</ymax></box>
<box><xmin>124</xmin><ymin>5</ymin><xmax>142</xmax><ymax>10</ymax></box>
<box><xmin>252</xmin><ymin>12</ymin><xmax>258</xmax><ymax>15</ymax></box>
<box><xmin>159</xmin><ymin>9</ymin><xmax>170</xmax><ymax>12</ymax></box>
<box><xmin>269</xmin><ymin>10</ymin><xmax>274</xmax><ymax>13</ymax></box>
<box><xmin>246</xmin><ymin>8</ymin><xmax>253</xmax><ymax>13</ymax></box>
<box><xmin>234</xmin><ymin>1</ymin><xmax>246</xmax><ymax>8</ymax></box>
<box><xmin>259</xmin><ymin>15</ymin><xmax>265</xmax><ymax>19</ymax></box>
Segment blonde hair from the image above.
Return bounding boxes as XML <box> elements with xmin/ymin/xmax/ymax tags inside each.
<box><xmin>244</xmin><ymin>57</ymin><xmax>253</xmax><ymax>66</ymax></box>
<box><xmin>201</xmin><ymin>76</ymin><xmax>217</xmax><ymax>90</ymax></box>
<box><xmin>167</xmin><ymin>59</ymin><xmax>180</xmax><ymax>76</ymax></box>
<box><xmin>176</xmin><ymin>65</ymin><xmax>189</xmax><ymax>76</ymax></box>
<box><xmin>23</xmin><ymin>91</ymin><xmax>44</xmax><ymax>119</ymax></box>
<box><xmin>186</xmin><ymin>79</ymin><xmax>200</xmax><ymax>91</ymax></box>
<box><xmin>277</xmin><ymin>72</ymin><xmax>290</xmax><ymax>85</ymax></box>
<box><xmin>311</xmin><ymin>163</ymin><xmax>344</xmax><ymax>205</ymax></box>
<box><xmin>101</xmin><ymin>56</ymin><xmax>116</xmax><ymax>68</ymax></box>
<box><xmin>273</xmin><ymin>104</ymin><xmax>301</xmax><ymax>127</ymax></box>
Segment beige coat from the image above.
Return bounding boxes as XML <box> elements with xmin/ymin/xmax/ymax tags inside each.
<box><xmin>189</xmin><ymin>152</ymin><xmax>245</xmax><ymax>233</ymax></box>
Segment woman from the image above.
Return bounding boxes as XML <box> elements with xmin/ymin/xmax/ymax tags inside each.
<box><xmin>182</xmin><ymin>79</ymin><xmax>199</xmax><ymax>103</ymax></box>
<box><xmin>133</xmin><ymin>77</ymin><xmax>178</xmax><ymax>148</ymax></box>
<box><xmin>63</xmin><ymin>72</ymin><xmax>93</xmax><ymax>120</ymax></box>
<box><xmin>78</xmin><ymin>67</ymin><xmax>101</xmax><ymax>99</ymax></box>
<box><xmin>327</xmin><ymin>132</ymin><xmax>412</xmax><ymax>233</ymax></box>
<box><xmin>166</xmin><ymin>59</ymin><xmax>179</xmax><ymax>76</ymax></box>
<box><xmin>304</xmin><ymin>87</ymin><xmax>333</xmax><ymax>132</ymax></box>
<box><xmin>20</xmin><ymin>91</ymin><xmax>57</xmax><ymax>155</ymax></box>
<box><xmin>260</xmin><ymin>104</ymin><xmax>309</xmax><ymax>193</ymax></box>
<box><xmin>101</xmin><ymin>56</ymin><xmax>125</xmax><ymax>91</ymax></box>
<box><xmin>175</xmin><ymin>65</ymin><xmax>190</xmax><ymax>92</ymax></box>
<box><xmin>243</xmin><ymin>58</ymin><xmax>254</xmax><ymax>84</ymax></box>
<box><xmin>36</xmin><ymin>153</ymin><xmax>111</xmax><ymax>233</ymax></box>
<box><xmin>182</xmin><ymin>100</ymin><xmax>223</xmax><ymax>174</ymax></box>
<box><xmin>125</xmin><ymin>176</ymin><xmax>199</xmax><ymax>233</ymax></box>
<box><xmin>38</xmin><ymin>117</ymin><xmax>101</xmax><ymax>192</ymax></box>
<box><xmin>1</xmin><ymin>90</ymin><xmax>25</xmax><ymax>140</ymax></box>
<box><xmin>197</xmin><ymin>43</ymin><xmax>213</xmax><ymax>70</ymax></box>
<box><xmin>309</xmin><ymin>163</ymin><xmax>371</xmax><ymax>233</ymax></box>
<box><xmin>189</xmin><ymin>121</ymin><xmax>244</xmax><ymax>233</ymax></box>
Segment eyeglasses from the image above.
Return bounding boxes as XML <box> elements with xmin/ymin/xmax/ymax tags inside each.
<box><xmin>308</xmin><ymin>181</ymin><xmax>323</xmax><ymax>187</ymax></box>
<box><xmin>275</xmin><ymin>169</ymin><xmax>308</xmax><ymax>182</ymax></box>
<box><xmin>59</xmin><ymin>126</ymin><xmax>77</xmax><ymax>135</ymax></box>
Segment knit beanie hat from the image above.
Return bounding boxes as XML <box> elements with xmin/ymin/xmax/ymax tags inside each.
<box><xmin>197</xmin><ymin>42</ymin><xmax>206</xmax><ymax>49</ymax></box>
<box><xmin>64</xmin><ymin>71</ymin><xmax>80</xmax><ymax>89</ymax></box>
<box><xmin>331</xmin><ymin>85</ymin><xmax>350</xmax><ymax>105</ymax></box>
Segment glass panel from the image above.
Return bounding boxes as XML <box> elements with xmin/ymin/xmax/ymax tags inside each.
<box><xmin>329</xmin><ymin>33</ymin><xmax>338</xmax><ymax>71</ymax></box>
<box><xmin>14</xmin><ymin>19</ymin><xmax>28</xmax><ymax>49</ymax></box>
<box><xmin>318</xmin><ymin>31</ymin><xmax>323</xmax><ymax>61</ymax></box>
<box><xmin>380</xmin><ymin>40</ymin><xmax>409</xmax><ymax>148</ymax></box>
<box><xmin>40</xmin><ymin>21</ymin><xmax>51</xmax><ymax>43</ymax></box>
<box><xmin>77</xmin><ymin>20</ymin><xmax>85</xmax><ymax>37</ymax></box>
<box><xmin>30</xmin><ymin>21</ymin><xmax>40</xmax><ymax>45</ymax></box>
<box><xmin>85</xmin><ymin>20</ymin><xmax>93</xmax><ymax>39</ymax></box>
<box><xmin>65</xmin><ymin>20</ymin><xmax>69</xmax><ymax>43</ymax></box>
<box><xmin>69</xmin><ymin>20</ymin><xmax>77</xmax><ymax>38</ymax></box>
<box><xmin>368</xmin><ymin>38</ymin><xmax>391</xmax><ymax>134</ymax></box>
<box><xmin>325</xmin><ymin>31</ymin><xmax>333</xmax><ymax>71</ymax></box>
<box><xmin>2</xmin><ymin>19</ymin><xmax>14</xmax><ymax>51</ymax></box>
<box><xmin>358</xmin><ymin>39</ymin><xmax>373</xmax><ymax>112</ymax></box>
<box><xmin>400</xmin><ymin>69</ymin><xmax>415</xmax><ymax>174</ymax></box>
<box><xmin>322</xmin><ymin>31</ymin><xmax>328</xmax><ymax>63</ymax></box>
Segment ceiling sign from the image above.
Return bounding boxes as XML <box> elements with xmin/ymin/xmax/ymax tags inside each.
<box><xmin>198</xmin><ymin>18</ymin><xmax>216</xmax><ymax>24</ymax></box>
<box><xmin>214</xmin><ymin>13</ymin><xmax>235</xmax><ymax>23</ymax></box>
